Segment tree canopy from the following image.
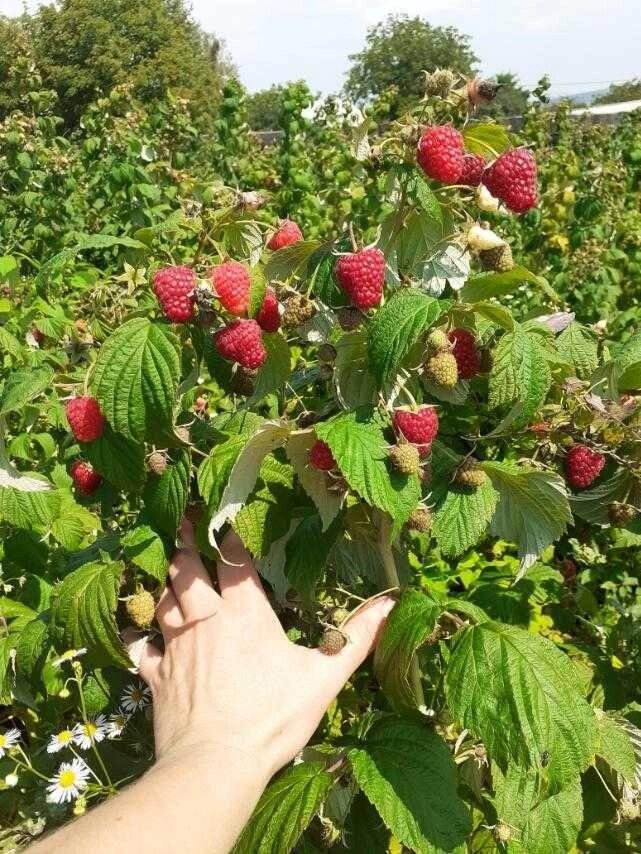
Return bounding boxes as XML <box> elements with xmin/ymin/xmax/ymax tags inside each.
<box><xmin>594</xmin><ymin>79</ymin><xmax>641</xmax><ymax>105</ymax></box>
<box><xmin>246</xmin><ymin>85</ymin><xmax>286</xmax><ymax>130</ymax></box>
<box><xmin>25</xmin><ymin>0</ymin><xmax>232</xmax><ymax>126</ymax></box>
<box><xmin>344</xmin><ymin>14</ymin><xmax>477</xmax><ymax>115</ymax></box>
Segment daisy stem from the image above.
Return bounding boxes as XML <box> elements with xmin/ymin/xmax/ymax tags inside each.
<box><xmin>74</xmin><ymin>674</ymin><xmax>114</xmax><ymax>791</ymax></box>
<box><xmin>13</xmin><ymin>749</ymin><xmax>49</xmax><ymax>782</ymax></box>
<box><xmin>69</xmin><ymin>744</ymin><xmax>104</xmax><ymax>788</ymax></box>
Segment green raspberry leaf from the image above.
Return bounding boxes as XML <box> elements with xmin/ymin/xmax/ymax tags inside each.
<box><xmin>50</xmin><ymin>560</ymin><xmax>130</xmax><ymax>669</ymax></box>
<box><xmin>557</xmin><ymin>322</ymin><xmax>598</xmax><ymax>379</ymax></box>
<box><xmin>285</xmin><ymin>513</ymin><xmax>342</xmax><ymax>604</ymax></box>
<box><xmin>445</xmin><ymin>621</ymin><xmax>596</xmax><ymax>787</ymax></box>
<box><xmin>315</xmin><ymin>408</ymin><xmax>419</xmax><ymax>535</ymax></box>
<box><xmin>374</xmin><ymin>589</ymin><xmax>443</xmax><ymax>712</ymax></box>
<box><xmin>461</xmin><ymin>266</ymin><xmax>552</xmax><ymax>303</ymax></box>
<box><xmin>91</xmin><ymin>317</ymin><xmax>180</xmax><ymax>443</ymax></box>
<box><xmin>347</xmin><ymin>715</ymin><xmax>471</xmax><ymax>853</ymax></box>
<box><xmin>233</xmin><ymin>761</ymin><xmax>333</xmax><ymax>854</ymax></box>
<box><xmin>482</xmin><ymin>461</ymin><xmax>571</xmax><ymax>577</ymax></box>
<box><xmin>122</xmin><ymin>525</ymin><xmax>170</xmax><ymax>584</ymax></box>
<box><xmin>367</xmin><ymin>289</ymin><xmax>439</xmax><ymax>385</ymax></box>
<box><xmin>595</xmin><ymin>712</ymin><xmax>636</xmax><ymax>784</ymax></box>
<box><xmin>142</xmin><ymin>449</ymin><xmax>191</xmax><ymax>537</ymax></box>
<box><xmin>462</xmin><ymin>121</ymin><xmax>512</xmax><ymax>156</ymax></box>
<box><xmin>0</xmin><ymin>367</ymin><xmax>54</xmax><ymax>416</ymax></box>
<box><xmin>247</xmin><ymin>265</ymin><xmax>267</xmax><ymax>318</ymax></box>
<box><xmin>84</xmin><ymin>425</ymin><xmax>146</xmax><ymax>493</ymax></box>
<box><xmin>249</xmin><ymin>332</ymin><xmax>292</xmax><ymax>405</ymax></box>
<box><xmin>233</xmin><ymin>456</ymin><xmax>295</xmax><ymax>558</ymax></box>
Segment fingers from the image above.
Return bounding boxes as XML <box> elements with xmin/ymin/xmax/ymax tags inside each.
<box><xmin>168</xmin><ymin>519</ymin><xmax>220</xmax><ymax>619</ymax></box>
<box><xmin>155</xmin><ymin>586</ymin><xmax>183</xmax><ymax>636</ymax></box>
<box><xmin>216</xmin><ymin>530</ymin><xmax>271</xmax><ymax>610</ymax></box>
<box><xmin>122</xmin><ymin>628</ymin><xmax>162</xmax><ymax>684</ymax></box>
<box><xmin>137</xmin><ymin>640</ymin><xmax>163</xmax><ymax>685</ymax></box>
<box><xmin>313</xmin><ymin>595</ymin><xmax>396</xmax><ymax>700</ymax></box>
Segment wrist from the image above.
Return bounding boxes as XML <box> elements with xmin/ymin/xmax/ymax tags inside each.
<box><xmin>153</xmin><ymin>735</ymin><xmax>275</xmax><ymax>789</ymax></box>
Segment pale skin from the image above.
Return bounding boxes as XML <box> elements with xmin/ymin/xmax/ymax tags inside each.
<box><xmin>28</xmin><ymin>519</ymin><xmax>394</xmax><ymax>854</ymax></box>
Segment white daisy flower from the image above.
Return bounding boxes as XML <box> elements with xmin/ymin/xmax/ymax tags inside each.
<box><xmin>47</xmin><ymin>728</ymin><xmax>76</xmax><ymax>754</ymax></box>
<box><xmin>120</xmin><ymin>682</ymin><xmax>151</xmax><ymax>713</ymax></box>
<box><xmin>0</xmin><ymin>728</ymin><xmax>20</xmax><ymax>758</ymax></box>
<box><xmin>4</xmin><ymin>772</ymin><xmax>19</xmax><ymax>787</ymax></box>
<box><xmin>107</xmin><ymin>710</ymin><xmax>131</xmax><ymax>739</ymax></box>
<box><xmin>46</xmin><ymin>758</ymin><xmax>90</xmax><ymax>804</ymax></box>
<box><xmin>73</xmin><ymin>715</ymin><xmax>107</xmax><ymax>750</ymax></box>
<box><xmin>52</xmin><ymin>648</ymin><xmax>87</xmax><ymax>668</ymax></box>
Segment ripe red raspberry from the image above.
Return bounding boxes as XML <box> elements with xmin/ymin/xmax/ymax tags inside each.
<box><xmin>267</xmin><ymin>219</ymin><xmax>303</xmax><ymax>251</ymax></box>
<box><xmin>65</xmin><ymin>396</ymin><xmax>105</xmax><ymax>442</ymax></box>
<box><xmin>70</xmin><ymin>460</ymin><xmax>102</xmax><ymax>496</ymax></box>
<box><xmin>483</xmin><ymin>148</ymin><xmax>538</xmax><ymax>213</ymax></box>
<box><xmin>565</xmin><ymin>444</ymin><xmax>605</xmax><ymax>489</ymax></box>
<box><xmin>214</xmin><ymin>319</ymin><xmax>267</xmax><ymax>370</ymax></box>
<box><xmin>393</xmin><ymin>407</ymin><xmax>439</xmax><ymax>455</ymax></box>
<box><xmin>448</xmin><ymin>329</ymin><xmax>480</xmax><ymax>379</ymax></box>
<box><xmin>335</xmin><ymin>248</ymin><xmax>385</xmax><ymax>310</ymax></box>
<box><xmin>211</xmin><ymin>261</ymin><xmax>251</xmax><ymax>316</ymax></box>
<box><xmin>152</xmin><ymin>266</ymin><xmax>196</xmax><ymax>323</ymax></box>
<box><xmin>460</xmin><ymin>152</ymin><xmax>485</xmax><ymax>186</ymax></box>
<box><xmin>417</xmin><ymin>126</ymin><xmax>464</xmax><ymax>184</ymax></box>
<box><xmin>309</xmin><ymin>440</ymin><xmax>337</xmax><ymax>471</ymax></box>
<box><xmin>256</xmin><ymin>288</ymin><xmax>281</xmax><ymax>332</ymax></box>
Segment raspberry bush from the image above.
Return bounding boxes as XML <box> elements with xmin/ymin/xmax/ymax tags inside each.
<box><xmin>2</xmin><ymin>74</ymin><xmax>641</xmax><ymax>853</ymax></box>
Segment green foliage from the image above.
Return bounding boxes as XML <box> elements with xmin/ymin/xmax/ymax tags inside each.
<box><xmin>344</xmin><ymin>14</ymin><xmax>477</xmax><ymax>115</ymax></box>
<box><xmin>2</xmin><ymin>28</ymin><xmax>641</xmax><ymax>852</ymax></box>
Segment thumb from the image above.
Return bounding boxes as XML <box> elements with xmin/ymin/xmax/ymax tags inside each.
<box><xmin>313</xmin><ymin>595</ymin><xmax>396</xmax><ymax>700</ymax></box>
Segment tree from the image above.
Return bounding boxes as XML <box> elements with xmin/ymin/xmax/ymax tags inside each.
<box><xmin>594</xmin><ymin>78</ymin><xmax>641</xmax><ymax>105</ymax></box>
<box><xmin>28</xmin><ymin>0</ymin><xmax>232</xmax><ymax>126</ymax></box>
<box><xmin>344</xmin><ymin>14</ymin><xmax>477</xmax><ymax>115</ymax></box>
<box><xmin>480</xmin><ymin>72</ymin><xmax>530</xmax><ymax>118</ymax></box>
<box><xmin>246</xmin><ymin>85</ymin><xmax>285</xmax><ymax>130</ymax></box>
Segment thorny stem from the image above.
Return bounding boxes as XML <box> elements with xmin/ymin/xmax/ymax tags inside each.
<box><xmin>374</xmin><ymin>511</ymin><xmax>425</xmax><ymax>708</ymax></box>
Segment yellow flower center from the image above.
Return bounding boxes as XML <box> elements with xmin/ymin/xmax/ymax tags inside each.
<box><xmin>0</xmin><ymin>735</ymin><xmax>6</xmax><ymax>748</ymax></box>
<box><xmin>59</xmin><ymin>770</ymin><xmax>77</xmax><ymax>788</ymax></box>
<box><xmin>84</xmin><ymin>723</ymin><xmax>97</xmax><ymax>738</ymax></box>
<box><xmin>131</xmin><ymin>689</ymin><xmax>144</xmax><ymax>702</ymax></box>
<box><xmin>58</xmin><ymin>730</ymin><xmax>73</xmax><ymax>743</ymax></box>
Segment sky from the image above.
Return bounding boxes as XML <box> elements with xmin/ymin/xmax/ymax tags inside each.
<box><xmin>1</xmin><ymin>0</ymin><xmax>640</xmax><ymax>98</ymax></box>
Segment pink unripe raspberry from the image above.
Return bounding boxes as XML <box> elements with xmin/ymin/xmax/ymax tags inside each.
<box><xmin>152</xmin><ymin>265</ymin><xmax>196</xmax><ymax>324</ymax></box>
<box><xmin>417</xmin><ymin>126</ymin><xmax>465</xmax><ymax>183</ymax></box>
<box><xmin>335</xmin><ymin>248</ymin><xmax>385</xmax><ymax>310</ymax></box>
<box><xmin>214</xmin><ymin>319</ymin><xmax>267</xmax><ymax>370</ymax></box>
<box><xmin>65</xmin><ymin>396</ymin><xmax>105</xmax><ymax>442</ymax></box>
<box><xmin>460</xmin><ymin>152</ymin><xmax>485</xmax><ymax>186</ymax></box>
<box><xmin>393</xmin><ymin>407</ymin><xmax>439</xmax><ymax>455</ymax></box>
<box><xmin>448</xmin><ymin>329</ymin><xmax>480</xmax><ymax>380</ymax></box>
<box><xmin>256</xmin><ymin>288</ymin><xmax>281</xmax><ymax>332</ymax></box>
<box><xmin>211</xmin><ymin>261</ymin><xmax>251</xmax><ymax>316</ymax></box>
<box><xmin>70</xmin><ymin>460</ymin><xmax>102</xmax><ymax>495</ymax></box>
<box><xmin>267</xmin><ymin>220</ymin><xmax>303</xmax><ymax>251</ymax></box>
<box><xmin>309</xmin><ymin>440</ymin><xmax>337</xmax><ymax>471</ymax></box>
<box><xmin>565</xmin><ymin>444</ymin><xmax>605</xmax><ymax>489</ymax></box>
<box><xmin>483</xmin><ymin>148</ymin><xmax>538</xmax><ymax>213</ymax></box>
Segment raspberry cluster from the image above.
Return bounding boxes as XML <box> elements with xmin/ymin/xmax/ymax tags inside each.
<box><xmin>335</xmin><ymin>248</ymin><xmax>385</xmax><ymax>310</ymax></box>
<box><xmin>565</xmin><ymin>444</ymin><xmax>605</xmax><ymax>489</ymax></box>
<box><xmin>153</xmin><ymin>265</ymin><xmax>196</xmax><ymax>323</ymax></box>
<box><xmin>416</xmin><ymin>126</ymin><xmax>538</xmax><ymax>213</ymax></box>
<box><xmin>70</xmin><ymin>460</ymin><xmax>102</xmax><ymax>496</ymax></box>
<box><xmin>66</xmin><ymin>396</ymin><xmax>105</xmax><ymax>443</ymax></box>
<box><xmin>483</xmin><ymin>148</ymin><xmax>538</xmax><ymax>213</ymax></box>
<box><xmin>309</xmin><ymin>440</ymin><xmax>337</xmax><ymax>471</ymax></box>
<box><xmin>393</xmin><ymin>407</ymin><xmax>439</xmax><ymax>454</ymax></box>
<box><xmin>267</xmin><ymin>219</ymin><xmax>303</xmax><ymax>251</ymax></box>
<box><xmin>211</xmin><ymin>261</ymin><xmax>251</xmax><ymax>316</ymax></box>
<box><xmin>448</xmin><ymin>329</ymin><xmax>480</xmax><ymax>379</ymax></box>
<box><xmin>214</xmin><ymin>319</ymin><xmax>267</xmax><ymax>370</ymax></box>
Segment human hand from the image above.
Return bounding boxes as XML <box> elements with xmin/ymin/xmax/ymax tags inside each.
<box><xmin>135</xmin><ymin>519</ymin><xmax>394</xmax><ymax>782</ymax></box>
